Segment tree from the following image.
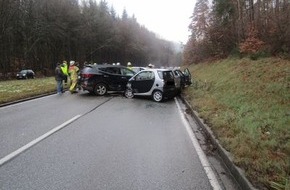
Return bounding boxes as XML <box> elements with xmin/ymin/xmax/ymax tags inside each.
<box><xmin>189</xmin><ymin>0</ymin><xmax>209</xmax><ymax>41</ymax></box>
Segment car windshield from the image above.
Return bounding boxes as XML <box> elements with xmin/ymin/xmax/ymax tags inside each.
<box><xmin>131</xmin><ymin>67</ymin><xmax>145</xmax><ymax>73</ymax></box>
<box><xmin>20</xmin><ymin>70</ymin><xmax>27</xmax><ymax>74</ymax></box>
<box><xmin>121</xmin><ymin>68</ymin><xmax>135</xmax><ymax>76</ymax></box>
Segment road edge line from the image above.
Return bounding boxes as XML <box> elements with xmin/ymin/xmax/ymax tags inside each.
<box><xmin>175</xmin><ymin>98</ymin><xmax>222</xmax><ymax>190</ymax></box>
<box><xmin>178</xmin><ymin>95</ymin><xmax>258</xmax><ymax>190</ymax></box>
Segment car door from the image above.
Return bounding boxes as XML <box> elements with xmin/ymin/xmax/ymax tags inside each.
<box><xmin>131</xmin><ymin>71</ymin><xmax>155</xmax><ymax>93</ymax></box>
<box><xmin>183</xmin><ymin>68</ymin><xmax>192</xmax><ymax>85</ymax></box>
<box><xmin>119</xmin><ymin>68</ymin><xmax>135</xmax><ymax>90</ymax></box>
<box><xmin>173</xmin><ymin>70</ymin><xmax>181</xmax><ymax>89</ymax></box>
<box><xmin>175</xmin><ymin>70</ymin><xmax>185</xmax><ymax>88</ymax></box>
<box><xmin>99</xmin><ymin>67</ymin><xmax>121</xmax><ymax>91</ymax></box>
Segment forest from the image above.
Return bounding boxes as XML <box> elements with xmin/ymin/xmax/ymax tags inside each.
<box><xmin>0</xmin><ymin>0</ymin><xmax>182</xmax><ymax>78</ymax></box>
<box><xmin>184</xmin><ymin>0</ymin><xmax>290</xmax><ymax>64</ymax></box>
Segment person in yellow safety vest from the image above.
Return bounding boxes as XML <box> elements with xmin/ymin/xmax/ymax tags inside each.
<box><xmin>68</xmin><ymin>60</ymin><xmax>79</xmax><ymax>93</ymax></box>
<box><xmin>127</xmin><ymin>62</ymin><xmax>132</xmax><ymax>70</ymax></box>
<box><xmin>61</xmin><ymin>60</ymin><xmax>69</xmax><ymax>85</ymax></box>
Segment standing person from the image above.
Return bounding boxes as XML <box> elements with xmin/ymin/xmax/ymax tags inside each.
<box><xmin>68</xmin><ymin>60</ymin><xmax>79</xmax><ymax>94</ymax></box>
<box><xmin>76</xmin><ymin>62</ymin><xmax>82</xmax><ymax>91</ymax></box>
<box><xmin>55</xmin><ymin>62</ymin><xmax>65</xmax><ymax>95</ymax></box>
<box><xmin>61</xmin><ymin>60</ymin><xmax>69</xmax><ymax>85</ymax></box>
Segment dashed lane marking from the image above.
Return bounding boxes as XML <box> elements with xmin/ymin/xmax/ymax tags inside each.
<box><xmin>0</xmin><ymin>97</ymin><xmax>114</xmax><ymax>166</ymax></box>
<box><xmin>0</xmin><ymin>115</ymin><xmax>81</xmax><ymax>166</ymax></box>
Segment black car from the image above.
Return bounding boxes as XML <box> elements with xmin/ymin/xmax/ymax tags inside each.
<box><xmin>80</xmin><ymin>64</ymin><xmax>136</xmax><ymax>95</ymax></box>
<box><xmin>16</xmin><ymin>69</ymin><xmax>35</xmax><ymax>79</ymax></box>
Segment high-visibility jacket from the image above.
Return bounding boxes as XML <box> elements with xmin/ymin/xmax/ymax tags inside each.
<box><xmin>61</xmin><ymin>63</ymin><xmax>68</xmax><ymax>76</ymax></box>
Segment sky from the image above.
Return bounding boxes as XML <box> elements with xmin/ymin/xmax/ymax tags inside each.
<box><xmin>101</xmin><ymin>0</ymin><xmax>196</xmax><ymax>44</ymax></box>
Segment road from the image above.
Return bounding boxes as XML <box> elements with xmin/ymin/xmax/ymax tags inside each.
<box><xmin>0</xmin><ymin>92</ymin><xmax>221</xmax><ymax>190</ymax></box>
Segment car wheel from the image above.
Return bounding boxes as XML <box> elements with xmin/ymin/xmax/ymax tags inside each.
<box><xmin>124</xmin><ymin>89</ymin><xmax>134</xmax><ymax>98</ymax></box>
<box><xmin>152</xmin><ymin>90</ymin><xmax>163</xmax><ymax>102</ymax></box>
<box><xmin>94</xmin><ymin>83</ymin><xmax>107</xmax><ymax>96</ymax></box>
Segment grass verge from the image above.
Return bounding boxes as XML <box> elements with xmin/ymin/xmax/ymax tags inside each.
<box><xmin>183</xmin><ymin>57</ymin><xmax>290</xmax><ymax>190</ymax></box>
<box><xmin>0</xmin><ymin>77</ymin><xmax>57</xmax><ymax>104</ymax></box>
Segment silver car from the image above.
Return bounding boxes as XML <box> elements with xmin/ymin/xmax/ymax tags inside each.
<box><xmin>124</xmin><ymin>69</ymin><xmax>177</xmax><ymax>102</ymax></box>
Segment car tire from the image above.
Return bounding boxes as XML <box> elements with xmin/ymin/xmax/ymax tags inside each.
<box><xmin>94</xmin><ymin>83</ymin><xmax>107</xmax><ymax>96</ymax></box>
<box><xmin>124</xmin><ymin>89</ymin><xmax>134</xmax><ymax>98</ymax></box>
<box><xmin>152</xmin><ymin>90</ymin><xmax>163</xmax><ymax>102</ymax></box>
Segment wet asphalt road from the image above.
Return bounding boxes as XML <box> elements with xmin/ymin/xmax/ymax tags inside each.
<box><xmin>0</xmin><ymin>92</ymin><xmax>215</xmax><ymax>190</ymax></box>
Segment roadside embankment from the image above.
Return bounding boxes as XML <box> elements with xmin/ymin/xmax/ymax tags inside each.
<box><xmin>183</xmin><ymin>57</ymin><xmax>290</xmax><ymax>190</ymax></box>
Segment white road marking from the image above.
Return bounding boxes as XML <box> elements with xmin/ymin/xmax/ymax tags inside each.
<box><xmin>0</xmin><ymin>94</ymin><xmax>55</xmax><ymax>109</ymax></box>
<box><xmin>0</xmin><ymin>115</ymin><xmax>81</xmax><ymax>166</ymax></box>
<box><xmin>175</xmin><ymin>98</ymin><xmax>222</xmax><ymax>190</ymax></box>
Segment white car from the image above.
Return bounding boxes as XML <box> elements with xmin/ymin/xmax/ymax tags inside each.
<box><xmin>124</xmin><ymin>68</ymin><xmax>177</xmax><ymax>102</ymax></box>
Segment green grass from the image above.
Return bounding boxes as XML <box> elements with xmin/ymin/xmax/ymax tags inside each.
<box><xmin>183</xmin><ymin>57</ymin><xmax>290</xmax><ymax>189</ymax></box>
<box><xmin>0</xmin><ymin>77</ymin><xmax>57</xmax><ymax>104</ymax></box>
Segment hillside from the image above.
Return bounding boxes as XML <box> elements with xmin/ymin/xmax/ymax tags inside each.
<box><xmin>183</xmin><ymin>57</ymin><xmax>290</xmax><ymax>190</ymax></box>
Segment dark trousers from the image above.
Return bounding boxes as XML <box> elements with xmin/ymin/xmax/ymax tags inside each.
<box><xmin>56</xmin><ymin>80</ymin><xmax>63</xmax><ymax>94</ymax></box>
<box><xmin>64</xmin><ymin>75</ymin><xmax>68</xmax><ymax>84</ymax></box>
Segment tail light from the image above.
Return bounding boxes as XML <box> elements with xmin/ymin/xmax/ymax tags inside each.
<box><xmin>81</xmin><ymin>73</ymin><xmax>94</xmax><ymax>78</ymax></box>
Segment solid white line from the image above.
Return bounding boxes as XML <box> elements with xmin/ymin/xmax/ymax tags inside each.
<box><xmin>0</xmin><ymin>94</ymin><xmax>55</xmax><ymax>109</ymax></box>
<box><xmin>175</xmin><ymin>98</ymin><xmax>222</xmax><ymax>190</ymax></box>
<box><xmin>0</xmin><ymin>115</ymin><xmax>81</xmax><ymax>166</ymax></box>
